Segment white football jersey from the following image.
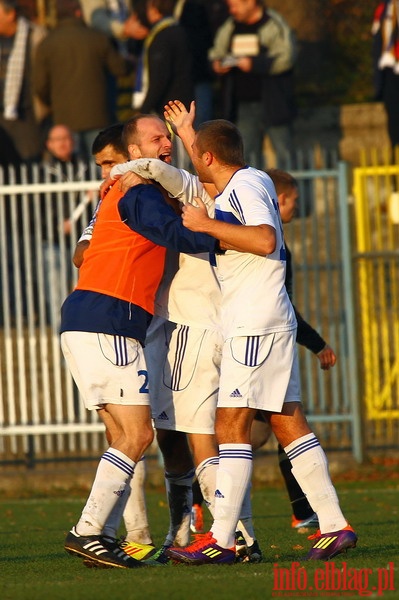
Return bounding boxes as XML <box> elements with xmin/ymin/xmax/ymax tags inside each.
<box><xmin>214</xmin><ymin>167</ymin><xmax>296</xmax><ymax>338</ymax></box>
<box><xmin>111</xmin><ymin>163</ymin><xmax>221</xmax><ymax>330</ymax></box>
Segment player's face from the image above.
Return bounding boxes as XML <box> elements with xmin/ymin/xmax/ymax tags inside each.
<box><xmin>95</xmin><ymin>146</ymin><xmax>128</xmax><ymax>179</ymax></box>
<box><xmin>279</xmin><ymin>187</ymin><xmax>299</xmax><ymax>224</ymax></box>
<box><xmin>191</xmin><ymin>137</ymin><xmax>211</xmax><ymax>183</ymax></box>
<box><xmin>129</xmin><ymin>117</ymin><xmax>173</xmax><ymax>162</ymax></box>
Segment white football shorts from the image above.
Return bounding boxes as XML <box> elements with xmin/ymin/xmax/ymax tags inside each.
<box><xmin>145</xmin><ymin>318</ymin><xmax>222</xmax><ymax>434</ymax></box>
<box><xmin>218</xmin><ymin>330</ymin><xmax>300</xmax><ymax>412</ymax></box>
<box><xmin>61</xmin><ymin>331</ymin><xmax>150</xmax><ymax>410</ymax></box>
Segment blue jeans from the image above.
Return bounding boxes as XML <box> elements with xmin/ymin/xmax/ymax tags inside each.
<box><xmin>237</xmin><ymin>101</ymin><xmax>293</xmax><ymax>169</ymax></box>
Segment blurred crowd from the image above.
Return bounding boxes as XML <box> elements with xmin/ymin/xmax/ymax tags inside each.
<box><xmin>0</xmin><ymin>0</ymin><xmax>298</xmax><ymax>172</ymax></box>
<box><xmin>1</xmin><ymin>0</ymin><xmax>398</xmax><ymax>173</ymax></box>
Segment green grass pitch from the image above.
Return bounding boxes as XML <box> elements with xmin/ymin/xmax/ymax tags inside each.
<box><xmin>1</xmin><ymin>479</ymin><xmax>398</xmax><ymax>600</ymax></box>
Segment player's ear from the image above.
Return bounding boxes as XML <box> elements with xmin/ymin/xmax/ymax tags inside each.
<box><xmin>128</xmin><ymin>144</ymin><xmax>141</xmax><ymax>159</ymax></box>
<box><xmin>278</xmin><ymin>192</ymin><xmax>286</xmax><ymax>206</ymax></box>
<box><xmin>204</xmin><ymin>151</ymin><xmax>213</xmax><ymax>166</ymax></box>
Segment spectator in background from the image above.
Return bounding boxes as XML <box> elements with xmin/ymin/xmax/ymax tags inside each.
<box><xmin>201</xmin><ymin>0</ymin><xmax>228</xmax><ymax>36</ymax></box>
<box><xmin>33</xmin><ymin>0</ymin><xmax>128</xmax><ymax>161</ymax></box>
<box><xmin>372</xmin><ymin>0</ymin><xmax>399</xmax><ymax>151</ymax></box>
<box><xmin>79</xmin><ymin>0</ymin><xmax>145</xmax><ymax>121</ymax></box>
<box><xmin>132</xmin><ymin>0</ymin><xmax>193</xmax><ymax>116</ymax></box>
<box><xmin>40</xmin><ymin>124</ymin><xmax>89</xmax><ymax>324</ymax></box>
<box><xmin>175</xmin><ymin>0</ymin><xmax>214</xmax><ymax>125</ymax></box>
<box><xmin>79</xmin><ymin>0</ymin><xmax>130</xmax><ymax>49</ymax></box>
<box><xmin>0</xmin><ymin>0</ymin><xmax>47</xmax><ymax>163</ymax></box>
<box><xmin>209</xmin><ymin>0</ymin><xmax>296</xmax><ymax>169</ymax></box>
<box><xmin>132</xmin><ymin>0</ymin><xmax>193</xmax><ymax>168</ymax></box>
<box><xmin>43</xmin><ymin>124</ymin><xmax>78</xmax><ymax>165</ymax></box>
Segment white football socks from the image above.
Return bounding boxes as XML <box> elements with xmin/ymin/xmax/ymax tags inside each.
<box><xmin>76</xmin><ymin>448</ymin><xmax>135</xmax><ymax>537</ymax></box>
<box><xmin>237</xmin><ymin>482</ymin><xmax>256</xmax><ymax>546</ymax></box>
<box><xmin>195</xmin><ymin>455</ymin><xmax>219</xmax><ymax>517</ymax></box>
<box><xmin>285</xmin><ymin>433</ymin><xmax>347</xmax><ymax>533</ymax></box>
<box><xmin>164</xmin><ymin>468</ymin><xmax>195</xmax><ymax>547</ymax></box>
<box><xmin>211</xmin><ymin>444</ymin><xmax>253</xmax><ymax>549</ymax></box>
<box><xmin>123</xmin><ymin>456</ymin><xmax>153</xmax><ymax>544</ymax></box>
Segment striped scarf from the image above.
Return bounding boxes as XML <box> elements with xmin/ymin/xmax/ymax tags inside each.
<box><xmin>372</xmin><ymin>0</ymin><xmax>399</xmax><ymax>73</ymax></box>
<box><xmin>3</xmin><ymin>16</ymin><xmax>30</xmax><ymax>120</ymax></box>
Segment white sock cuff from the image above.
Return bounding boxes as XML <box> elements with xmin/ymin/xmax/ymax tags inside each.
<box><xmin>101</xmin><ymin>448</ymin><xmax>136</xmax><ymax>478</ymax></box>
<box><xmin>219</xmin><ymin>444</ymin><xmax>252</xmax><ymax>461</ymax></box>
<box><xmin>284</xmin><ymin>433</ymin><xmax>320</xmax><ymax>462</ymax></box>
<box><xmin>195</xmin><ymin>456</ymin><xmax>219</xmax><ymax>479</ymax></box>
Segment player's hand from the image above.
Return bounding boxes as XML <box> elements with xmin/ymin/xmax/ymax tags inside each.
<box><xmin>100</xmin><ymin>176</ymin><xmax>113</xmax><ymax>199</ymax></box>
<box><xmin>164</xmin><ymin>100</ymin><xmax>195</xmax><ymax>134</ymax></box>
<box><xmin>317</xmin><ymin>344</ymin><xmax>337</xmax><ymax>370</ymax></box>
<box><xmin>182</xmin><ymin>196</ymin><xmax>211</xmax><ymax>231</ymax></box>
<box><xmin>118</xmin><ymin>171</ymin><xmax>147</xmax><ymax>193</ymax></box>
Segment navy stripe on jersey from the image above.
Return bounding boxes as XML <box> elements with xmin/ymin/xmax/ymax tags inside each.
<box><xmin>101</xmin><ymin>450</ymin><xmax>135</xmax><ymax>478</ymax></box>
<box><xmin>215</xmin><ymin>207</ymin><xmax>242</xmax><ymax>225</ymax></box>
<box><xmin>170</xmin><ymin>324</ymin><xmax>189</xmax><ymax>389</ymax></box>
<box><xmin>245</xmin><ymin>336</ymin><xmax>260</xmax><ymax>366</ymax></box>
<box><xmin>285</xmin><ymin>435</ymin><xmax>320</xmax><ymax>461</ymax></box>
<box><xmin>229</xmin><ymin>189</ymin><xmax>246</xmax><ymax>224</ymax></box>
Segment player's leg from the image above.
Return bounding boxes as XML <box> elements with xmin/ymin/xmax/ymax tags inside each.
<box><xmin>167</xmin><ymin>331</ymin><xmax>294</xmax><ymax>565</ymax></box>
<box><xmin>118</xmin><ymin>456</ymin><xmax>156</xmax><ymax>560</ymax></box>
<box><xmin>268</xmin><ymin>352</ymin><xmax>357</xmax><ymax>559</ymax></box>
<box><xmin>145</xmin><ymin>318</ymin><xmax>195</xmax><ymax>555</ymax></box>
<box><xmin>100</xmin><ymin>416</ymin><xmax>155</xmax><ymax>559</ymax></box>
<box><xmin>251</xmin><ymin>411</ymin><xmax>318</xmax><ymax>530</ymax></box>
<box><xmin>277</xmin><ymin>443</ymin><xmax>318</xmax><ymax>529</ymax></box>
<box><xmin>61</xmin><ymin>331</ymin><xmax>152</xmax><ymax>568</ymax></box>
<box><xmin>157</xmin><ymin>427</ymin><xmax>195</xmax><ymax>548</ymax></box>
<box><xmin>190</xmin><ymin>478</ymin><xmax>205</xmax><ymax>533</ymax></box>
<box><xmin>189</xmin><ymin>432</ymin><xmax>218</xmax><ymax>518</ymax></box>
<box><xmin>151</xmin><ymin>323</ymin><xmax>221</xmax><ymax>556</ymax></box>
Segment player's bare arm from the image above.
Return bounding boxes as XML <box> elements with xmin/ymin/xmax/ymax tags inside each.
<box><xmin>117</xmin><ymin>171</ymin><xmax>148</xmax><ymax>194</ymax></box>
<box><xmin>164</xmin><ymin>100</ymin><xmax>196</xmax><ymax>150</ymax></box>
<box><xmin>164</xmin><ymin>100</ymin><xmax>218</xmax><ymax>200</ymax></box>
<box><xmin>73</xmin><ymin>240</ymin><xmax>90</xmax><ymax>268</ymax></box>
<box><xmin>182</xmin><ymin>196</ymin><xmax>276</xmax><ymax>256</ymax></box>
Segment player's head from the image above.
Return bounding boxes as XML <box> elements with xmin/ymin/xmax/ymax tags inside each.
<box><xmin>92</xmin><ymin>124</ymin><xmax>128</xmax><ymax>179</ymax></box>
<box><xmin>266</xmin><ymin>168</ymin><xmax>299</xmax><ymax>224</ymax></box>
<box><xmin>122</xmin><ymin>115</ymin><xmax>173</xmax><ymax>163</ymax></box>
<box><xmin>191</xmin><ymin>119</ymin><xmax>245</xmax><ymax>182</ymax></box>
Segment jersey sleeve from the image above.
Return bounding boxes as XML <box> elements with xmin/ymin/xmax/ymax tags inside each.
<box><xmin>118</xmin><ymin>184</ymin><xmax>218</xmax><ymax>254</ymax></box>
<box><xmin>111</xmin><ymin>159</ymin><xmax>214</xmax><ymax>213</ymax></box>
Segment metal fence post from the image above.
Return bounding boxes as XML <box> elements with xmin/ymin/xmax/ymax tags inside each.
<box><xmin>338</xmin><ymin>161</ymin><xmax>364</xmax><ymax>462</ymax></box>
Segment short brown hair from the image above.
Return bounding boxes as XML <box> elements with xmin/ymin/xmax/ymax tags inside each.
<box><xmin>195</xmin><ymin>119</ymin><xmax>245</xmax><ymax>167</ymax></box>
<box><xmin>122</xmin><ymin>114</ymin><xmax>164</xmax><ymax>150</ymax></box>
<box><xmin>265</xmin><ymin>168</ymin><xmax>298</xmax><ymax>195</ymax></box>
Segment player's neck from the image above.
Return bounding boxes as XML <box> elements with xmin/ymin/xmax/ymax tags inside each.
<box><xmin>214</xmin><ymin>166</ymin><xmax>242</xmax><ymax>193</ymax></box>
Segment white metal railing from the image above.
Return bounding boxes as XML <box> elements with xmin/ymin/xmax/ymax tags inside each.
<box><xmin>0</xmin><ymin>162</ymin><xmax>106</xmax><ymax>459</ymax></box>
<box><xmin>0</xmin><ymin>158</ymin><xmax>365</xmax><ymax>463</ymax></box>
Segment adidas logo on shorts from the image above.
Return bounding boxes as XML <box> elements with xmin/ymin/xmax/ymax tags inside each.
<box><xmin>214</xmin><ymin>489</ymin><xmax>225</xmax><ymax>498</ymax></box>
<box><xmin>157</xmin><ymin>411</ymin><xmax>169</xmax><ymax>420</ymax></box>
<box><xmin>229</xmin><ymin>389</ymin><xmax>242</xmax><ymax>398</ymax></box>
